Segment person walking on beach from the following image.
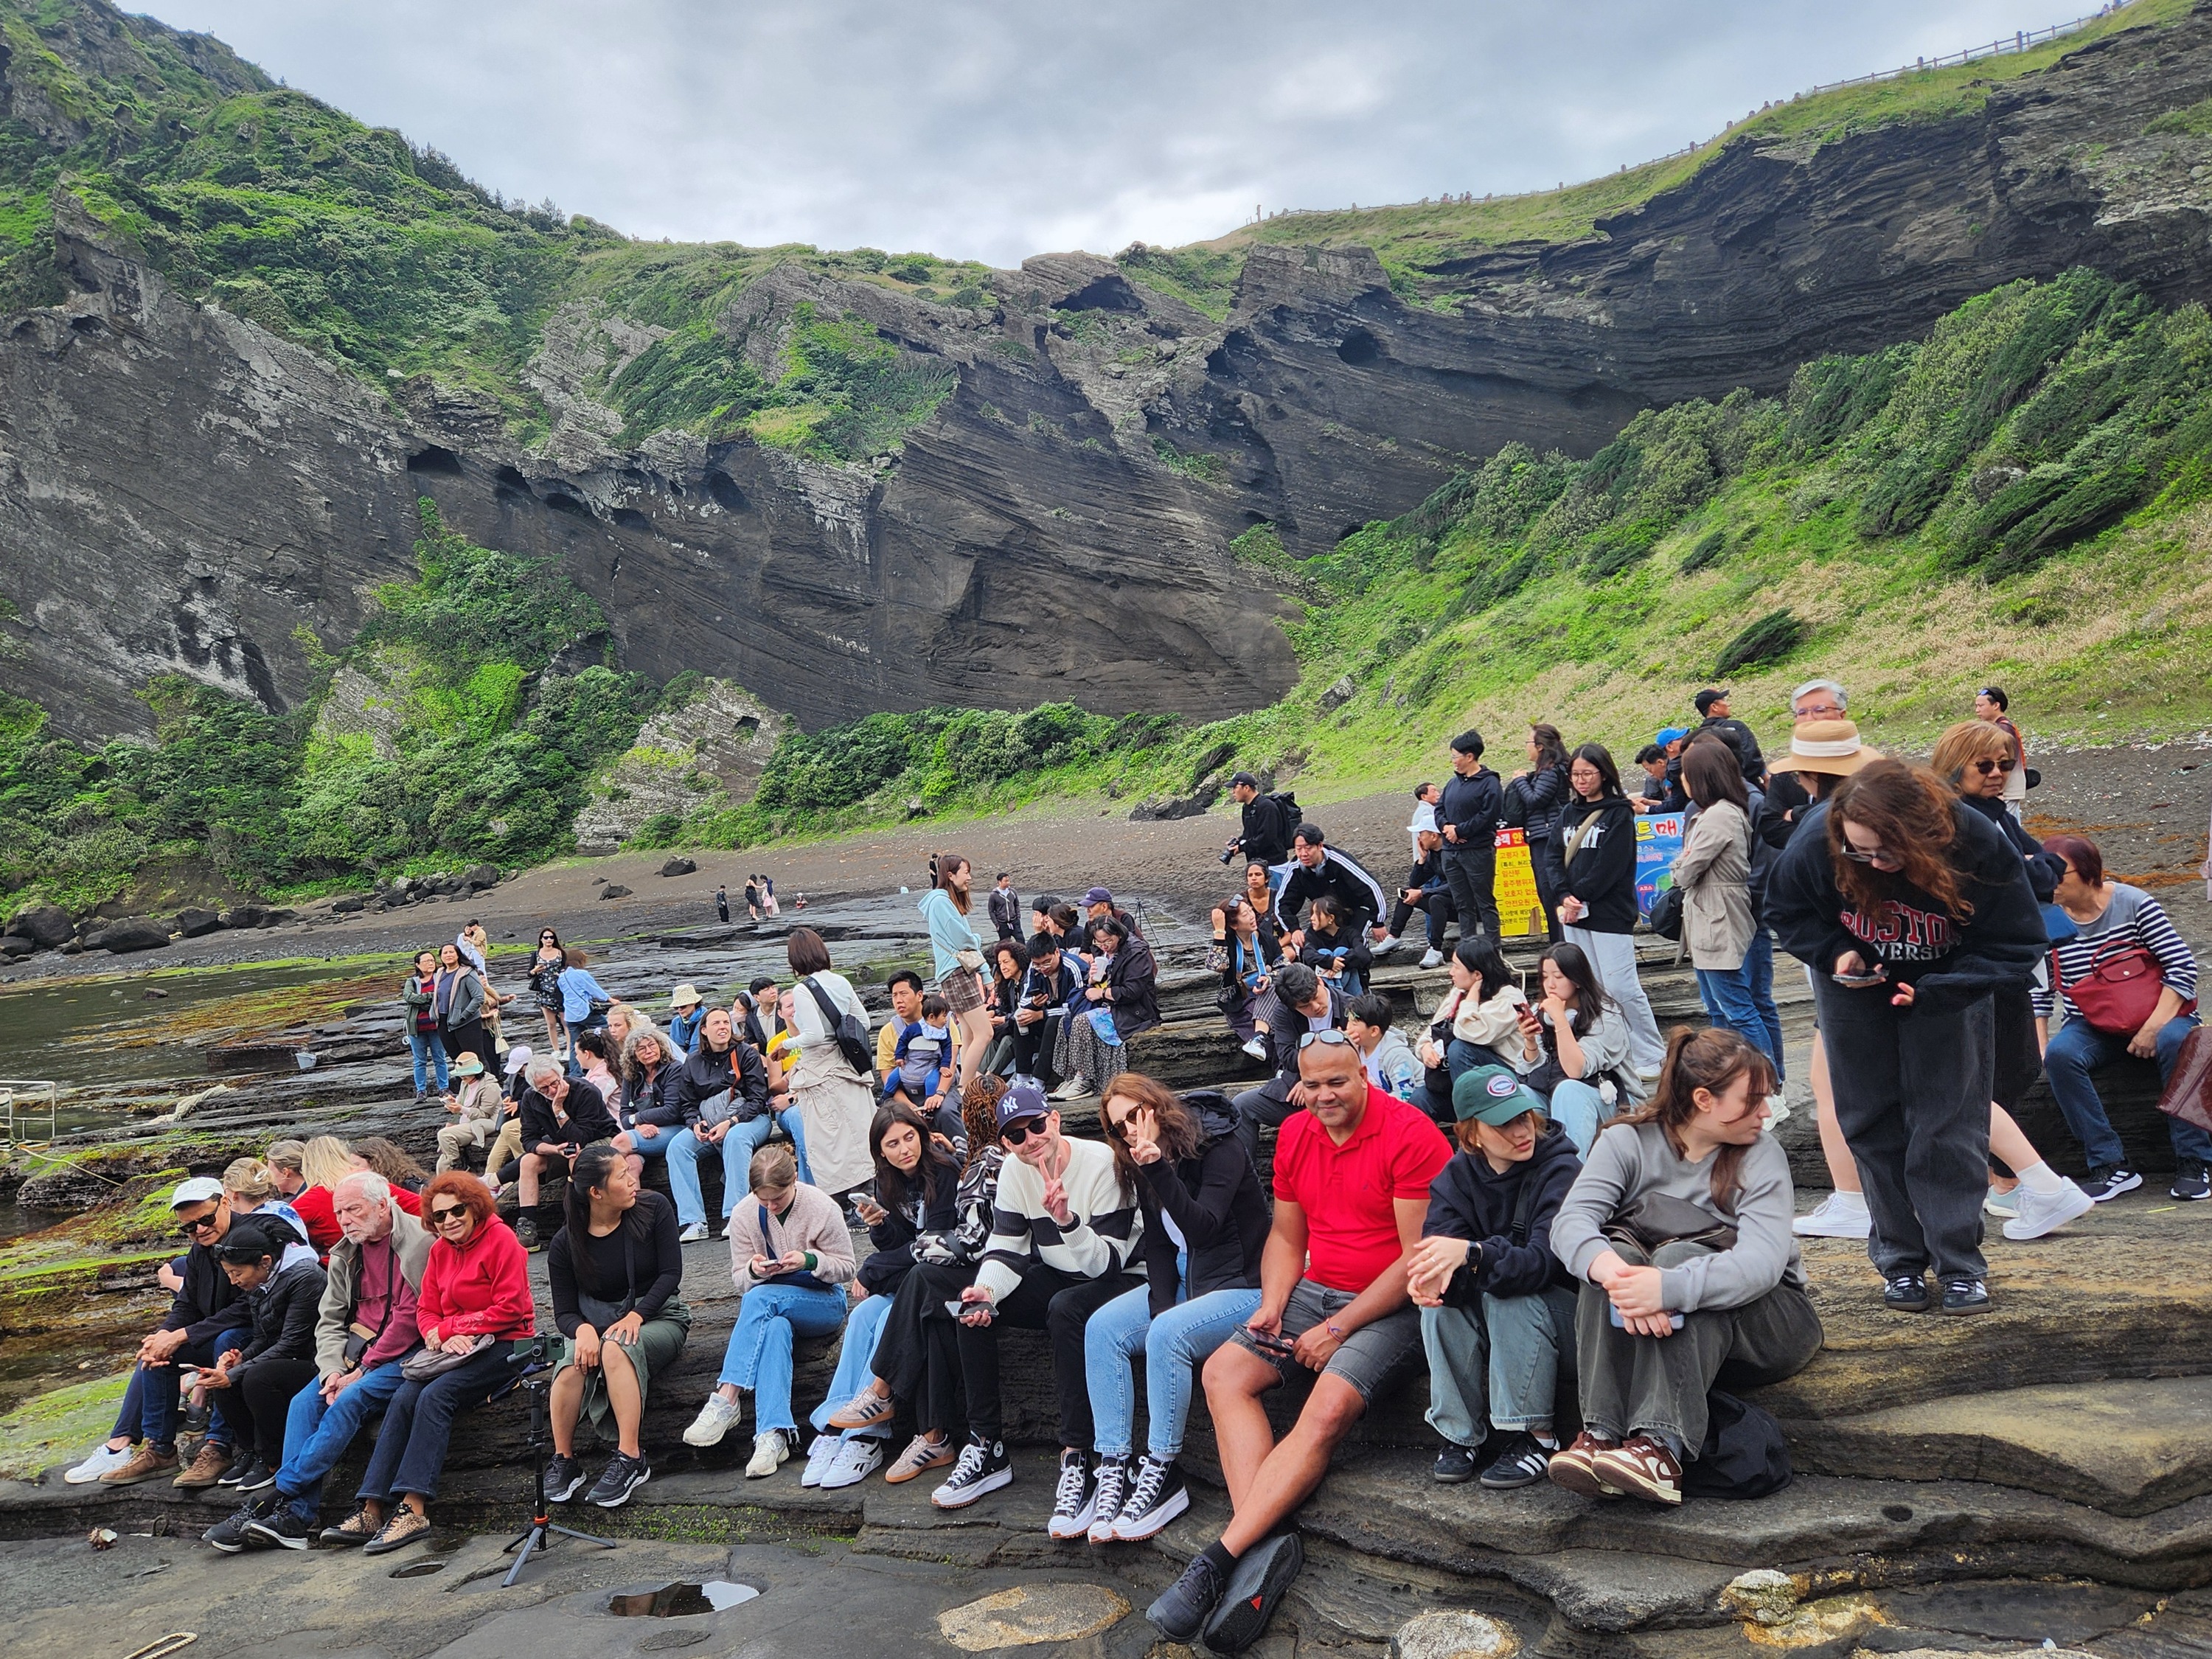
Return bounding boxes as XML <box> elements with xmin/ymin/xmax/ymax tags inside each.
<box><xmin>717</xmin><ymin>886</ymin><xmax>731</xmax><ymax>925</ymax></box>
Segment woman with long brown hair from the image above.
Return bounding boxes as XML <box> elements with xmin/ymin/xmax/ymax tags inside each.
<box><xmin>1079</xmin><ymin>1075</ymin><xmax>1267</xmax><ymax>1543</ymax></box>
<box><xmin>919</xmin><ymin>852</ymin><xmax>991</xmax><ymax>1093</ymax></box>
<box><xmin>1766</xmin><ymin>757</ymin><xmax>2044</xmax><ymax>1318</ymax></box>
<box><xmin>1547</xmin><ymin>1029</ymin><xmax>1817</xmax><ymax>1506</ymax></box>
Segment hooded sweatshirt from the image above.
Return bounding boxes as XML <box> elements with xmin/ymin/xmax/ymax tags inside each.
<box><xmin>1557</xmin><ymin>794</ymin><xmax>1639</xmax><ymax>933</ymax></box>
<box><xmin>1765</xmin><ymin>799</ymin><xmax>2046</xmax><ymax>1016</ymax></box>
<box><xmin>1133</xmin><ymin>1092</ymin><xmax>1268</xmax><ymax>1315</ymax></box>
<box><xmin>1422</xmin><ymin>1121</ymin><xmax>1583</xmax><ymax>1302</ymax></box>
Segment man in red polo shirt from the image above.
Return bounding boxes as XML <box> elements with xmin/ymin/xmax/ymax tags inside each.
<box><xmin>1147</xmin><ymin>1029</ymin><xmax>1450</xmax><ymax>1652</ymax></box>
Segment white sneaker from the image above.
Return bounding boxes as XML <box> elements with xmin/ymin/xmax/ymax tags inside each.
<box><xmin>64</xmin><ymin>1443</ymin><xmax>134</xmax><ymax>1484</ymax></box>
<box><xmin>1371</xmin><ymin>935</ymin><xmax>1401</xmax><ymax>956</ymax></box>
<box><xmin>1050</xmin><ymin>1079</ymin><xmax>1093</xmax><ymax>1102</ymax></box>
<box><xmin>1239</xmin><ymin>1037</ymin><xmax>1267</xmax><ymax>1062</ymax></box>
<box><xmin>820</xmin><ymin>1435</ymin><xmax>886</xmax><ymax>1489</ymax></box>
<box><xmin>2003</xmin><ymin>1178</ymin><xmax>2096</xmax><ymax>1242</ymax></box>
<box><xmin>745</xmin><ymin>1430</ymin><xmax>792</xmax><ymax>1479</ymax></box>
<box><xmin>682</xmin><ymin>1392</ymin><xmax>743</xmax><ymax>1447</ymax></box>
<box><xmin>1418</xmin><ymin>949</ymin><xmax>1445</xmax><ymax>970</ymax></box>
<box><xmin>799</xmin><ymin>1433</ymin><xmax>841</xmax><ymax>1487</ymax></box>
<box><xmin>677</xmin><ymin>1221</ymin><xmax>710</xmax><ymax>1244</ymax></box>
<box><xmin>1792</xmin><ymin>1190</ymin><xmax>1871</xmax><ymax>1239</ymax></box>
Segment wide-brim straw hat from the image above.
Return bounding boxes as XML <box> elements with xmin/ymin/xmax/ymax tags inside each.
<box><xmin>669</xmin><ymin>982</ymin><xmax>702</xmax><ymax>1009</ymax></box>
<box><xmin>1767</xmin><ymin>718</ymin><xmax>1882</xmax><ymax>777</ymax></box>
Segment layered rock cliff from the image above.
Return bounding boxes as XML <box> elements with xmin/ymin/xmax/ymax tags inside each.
<box><xmin>5</xmin><ymin>0</ymin><xmax>2212</xmax><ymax>743</ymax></box>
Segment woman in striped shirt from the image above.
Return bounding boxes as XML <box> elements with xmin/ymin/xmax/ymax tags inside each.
<box><xmin>2036</xmin><ymin>834</ymin><xmax>2206</xmax><ymax>1203</ymax></box>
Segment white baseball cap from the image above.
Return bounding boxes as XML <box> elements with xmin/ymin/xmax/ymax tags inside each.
<box><xmin>170</xmin><ymin>1175</ymin><xmax>226</xmax><ymax>1208</ymax></box>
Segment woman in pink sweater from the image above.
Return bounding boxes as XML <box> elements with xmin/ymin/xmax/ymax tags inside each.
<box><xmin>680</xmin><ymin>1144</ymin><xmax>855</xmax><ymax>1478</ymax></box>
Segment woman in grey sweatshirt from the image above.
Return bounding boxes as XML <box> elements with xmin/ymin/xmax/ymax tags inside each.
<box><xmin>1546</xmin><ymin>1029</ymin><xmax>1819</xmax><ymax>1506</ymax></box>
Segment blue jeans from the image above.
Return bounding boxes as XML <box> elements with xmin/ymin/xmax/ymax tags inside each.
<box><xmin>276</xmin><ymin>1362</ymin><xmax>410</xmax><ymax>1520</ymax></box>
<box><xmin>665</xmin><ymin>1111</ymin><xmax>812</xmax><ymax>1225</ymax></box>
<box><xmin>809</xmin><ymin>1292</ymin><xmax>894</xmax><ymax>1441</ymax></box>
<box><xmin>1085</xmin><ymin>1283</ymin><xmax>1262</xmax><ymax>1461</ymax></box>
<box><xmin>720</xmin><ymin>1283</ymin><xmax>846</xmax><ymax>1434</ymax></box>
<box><xmin>1548</xmin><ymin>1081</ymin><xmax>1603</xmax><ymax>1154</ymax></box>
<box><xmin>1743</xmin><ymin>929</ymin><xmax>1785</xmax><ymax>1082</ymax></box>
<box><xmin>408</xmin><ymin>1032</ymin><xmax>450</xmax><ymax>1095</ymax></box>
<box><xmin>356</xmin><ymin>1342</ymin><xmax>516</xmax><ymax>1503</ymax></box>
<box><xmin>1695</xmin><ymin>964</ymin><xmax>1778</xmax><ymax>1068</ymax></box>
<box><xmin>1421</xmin><ymin>1283</ymin><xmax>1579</xmax><ymax>1446</ymax></box>
<box><xmin>139</xmin><ymin>1326</ymin><xmax>247</xmax><ymax>1450</ymax></box>
<box><xmin>2043</xmin><ymin>1012</ymin><xmax>2209</xmax><ymax>1169</ymax></box>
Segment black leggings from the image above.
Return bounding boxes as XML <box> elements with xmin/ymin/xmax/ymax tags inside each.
<box><xmin>227</xmin><ymin>1357</ymin><xmax>319</xmax><ymax>1467</ymax></box>
<box><xmin>880</xmin><ymin>1262</ymin><xmax>973</xmax><ymax>1439</ymax></box>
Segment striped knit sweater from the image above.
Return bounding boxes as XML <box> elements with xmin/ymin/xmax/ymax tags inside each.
<box><xmin>2034</xmin><ymin>883</ymin><xmax>2199</xmax><ymax>1021</ymax></box>
<box><xmin>973</xmin><ymin>1135</ymin><xmax>1142</xmax><ymax>1303</ymax></box>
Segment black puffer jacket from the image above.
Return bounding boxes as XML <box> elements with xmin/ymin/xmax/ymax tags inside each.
<box><xmin>1503</xmin><ymin>763</ymin><xmax>1571</xmax><ymax>845</ymax></box>
<box><xmin>229</xmin><ymin>1257</ymin><xmax>329</xmax><ymax>1380</ymax></box>
<box><xmin>1135</xmin><ymin>1093</ymin><xmax>1270</xmax><ymax>1316</ymax></box>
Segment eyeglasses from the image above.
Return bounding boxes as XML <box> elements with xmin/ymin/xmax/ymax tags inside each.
<box><xmin>175</xmin><ymin>1211</ymin><xmax>222</xmax><ymax>1237</ymax></box>
<box><xmin>1297</xmin><ymin>1029</ymin><xmax>1355</xmax><ymax>1051</ymax></box>
<box><xmin>1794</xmin><ymin>703</ymin><xmax>1844</xmax><ymax>720</ymax></box>
<box><xmin>999</xmin><ymin>1117</ymin><xmax>1048</xmax><ymax>1146</ymax></box>
<box><xmin>1971</xmin><ymin>757</ymin><xmax>2017</xmax><ymax>776</ymax></box>
<box><xmin>1839</xmin><ymin>844</ymin><xmax>1899</xmax><ymax>866</ymax></box>
<box><xmin>428</xmin><ymin>1204</ymin><xmax>470</xmax><ymax>1226</ymax></box>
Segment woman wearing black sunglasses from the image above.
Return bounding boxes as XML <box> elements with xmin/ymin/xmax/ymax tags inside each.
<box><xmin>529</xmin><ymin>929</ymin><xmax>567</xmax><ymax>1059</ymax></box>
<box><xmin>1767</xmin><ymin>758</ymin><xmax>2045</xmax><ymax>1318</ymax></box>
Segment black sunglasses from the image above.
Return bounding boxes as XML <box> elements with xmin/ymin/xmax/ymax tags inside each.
<box><xmin>428</xmin><ymin>1204</ymin><xmax>470</xmax><ymax>1225</ymax></box>
<box><xmin>999</xmin><ymin>1116</ymin><xmax>1048</xmax><ymax>1146</ymax></box>
<box><xmin>1971</xmin><ymin>757</ymin><xmax>2017</xmax><ymax>775</ymax></box>
<box><xmin>1297</xmin><ymin>1029</ymin><xmax>1355</xmax><ymax>1051</ymax></box>
<box><xmin>175</xmin><ymin>1211</ymin><xmax>223</xmax><ymax>1237</ymax></box>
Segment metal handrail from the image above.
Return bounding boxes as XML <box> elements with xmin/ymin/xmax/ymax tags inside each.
<box><xmin>0</xmin><ymin>1078</ymin><xmax>60</xmax><ymax>1149</ymax></box>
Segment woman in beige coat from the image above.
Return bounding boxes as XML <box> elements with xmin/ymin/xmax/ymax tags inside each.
<box><xmin>1672</xmin><ymin>740</ymin><xmax>1773</xmax><ymax>1068</ymax></box>
<box><xmin>779</xmin><ymin>927</ymin><xmax>880</xmax><ymax>1199</ymax></box>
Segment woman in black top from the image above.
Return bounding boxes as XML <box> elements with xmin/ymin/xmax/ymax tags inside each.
<box><xmin>1082</xmin><ymin>1075</ymin><xmax>1267</xmax><ymax>1543</ymax></box>
<box><xmin>1093</xmin><ymin>918</ymin><xmax>1162</xmax><ymax>1036</ymax></box>
<box><xmin>195</xmin><ymin>1220</ymin><xmax>327</xmax><ymax>1495</ymax></box>
<box><xmin>1505</xmin><ymin>722</ymin><xmax>1573</xmax><ymax>940</ymax></box>
<box><xmin>544</xmin><ymin>1144</ymin><xmax>690</xmax><ymax>1509</ymax></box>
<box><xmin>1555</xmin><ymin>742</ymin><xmax>1666</xmax><ymax>1072</ymax></box>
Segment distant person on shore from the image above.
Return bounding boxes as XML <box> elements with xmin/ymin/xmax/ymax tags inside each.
<box><xmin>762</xmin><ymin>874</ymin><xmax>779</xmax><ymax>917</ymax></box>
<box><xmin>528</xmin><ymin>928</ymin><xmax>567</xmax><ymax>1060</ymax></box>
<box><xmin>989</xmin><ymin>872</ymin><xmax>1023</xmax><ymax>941</ymax></box>
<box><xmin>745</xmin><ymin>878</ymin><xmax>762</xmax><ymax>922</ymax></box>
<box><xmin>556</xmin><ymin>947</ymin><xmax>613</xmax><ymax>1081</ymax></box>
<box><xmin>1691</xmin><ymin>688</ymin><xmax>1767</xmax><ymax>785</ymax></box>
<box><xmin>920</xmin><ymin>853</ymin><xmax>992</xmax><ymax>1095</ymax></box>
<box><xmin>716</xmin><ymin>885</ymin><xmax>731</xmax><ymax>924</ymax></box>
<box><xmin>1975</xmin><ymin>686</ymin><xmax>2029</xmax><ymax>819</ymax></box>
<box><xmin>436</xmin><ymin>942</ymin><xmax>492</xmax><ymax>1073</ymax></box>
<box><xmin>401</xmin><ymin>950</ymin><xmax>449</xmax><ymax>1099</ymax></box>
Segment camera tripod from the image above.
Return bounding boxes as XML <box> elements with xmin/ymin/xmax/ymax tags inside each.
<box><xmin>501</xmin><ymin>1366</ymin><xmax>619</xmax><ymax>1587</ymax></box>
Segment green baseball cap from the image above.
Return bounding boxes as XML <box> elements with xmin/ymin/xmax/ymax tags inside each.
<box><xmin>1451</xmin><ymin>1065</ymin><xmax>1548</xmax><ymax>1127</ymax></box>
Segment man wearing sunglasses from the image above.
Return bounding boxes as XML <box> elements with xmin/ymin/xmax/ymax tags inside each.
<box><xmin>100</xmin><ymin>1178</ymin><xmax>249</xmax><ymax>1488</ymax></box>
<box><xmin>1150</xmin><ymin>1023</ymin><xmax>1450</xmax><ymax>1650</ymax></box>
<box><xmin>931</xmin><ymin>1079</ymin><xmax>1142</xmax><ymax>1530</ymax></box>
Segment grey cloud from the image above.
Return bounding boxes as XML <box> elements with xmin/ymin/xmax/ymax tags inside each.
<box><xmin>149</xmin><ymin>1</ymin><xmax>2052</xmax><ymax>264</ymax></box>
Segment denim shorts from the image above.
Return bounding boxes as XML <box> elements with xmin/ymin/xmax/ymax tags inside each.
<box><xmin>1231</xmin><ymin>1277</ymin><xmax>1423</xmax><ymax>1402</ymax></box>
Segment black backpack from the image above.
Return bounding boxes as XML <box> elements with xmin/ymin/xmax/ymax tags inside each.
<box><xmin>1681</xmin><ymin>1390</ymin><xmax>1792</xmax><ymax>1499</ymax></box>
<box><xmin>1271</xmin><ymin>791</ymin><xmax>1304</xmax><ymax>831</ymax></box>
<box><xmin>804</xmin><ymin>976</ymin><xmax>875</xmax><ymax>1077</ymax></box>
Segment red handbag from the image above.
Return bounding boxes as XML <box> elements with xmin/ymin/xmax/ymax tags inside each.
<box><xmin>2053</xmin><ymin>940</ymin><xmax>2183</xmax><ymax>1036</ymax></box>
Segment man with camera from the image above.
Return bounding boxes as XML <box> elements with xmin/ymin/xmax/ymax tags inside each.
<box><xmin>664</xmin><ymin>1005</ymin><xmax>783</xmax><ymax>1242</ymax></box>
<box><xmin>204</xmin><ymin>1172</ymin><xmax>431</xmax><ymax>1551</ymax></box>
<box><xmin>1224</xmin><ymin>772</ymin><xmax>1294</xmax><ymax>870</ymax></box>
<box><xmin>512</xmin><ymin>1055</ymin><xmax>619</xmax><ymax>1249</ymax></box>
<box><xmin>1149</xmin><ymin>1030</ymin><xmax>1450</xmax><ymax>1651</ymax></box>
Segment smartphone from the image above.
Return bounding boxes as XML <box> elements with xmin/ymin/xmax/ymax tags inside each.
<box><xmin>945</xmin><ymin>1299</ymin><xmax>978</xmax><ymax>1318</ymax></box>
<box><xmin>1832</xmin><ymin>969</ymin><xmax>1888</xmax><ymax>988</ymax></box>
<box><xmin>1608</xmin><ymin>1307</ymin><xmax>1686</xmax><ymax>1330</ymax></box>
<box><xmin>1248</xmin><ymin>1329</ymin><xmax>1295</xmax><ymax>1356</ymax></box>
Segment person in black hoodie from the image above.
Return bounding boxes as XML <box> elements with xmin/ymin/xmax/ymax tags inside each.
<box><xmin>1408</xmin><ymin>1066</ymin><xmax>1582</xmax><ymax>1489</ymax></box>
<box><xmin>100</xmin><ymin>1177</ymin><xmax>248</xmax><ymax>1489</ymax></box>
<box><xmin>195</xmin><ymin>1219</ymin><xmax>327</xmax><ymax>1492</ymax></box>
<box><xmin>1503</xmin><ymin>723</ymin><xmax>1573</xmax><ymax>941</ymax></box>
<box><xmin>1084</xmin><ymin>1078</ymin><xmax>1269</xmax><ymax>1543</ymax></box>
<box><xmin>1225</xmin><ymin>773</ymin><xmax>1294</xmax><ymax>869</ymax></box>
<box><xmin>1766</xmin><ymin>758</ymin><xmax>2045</xmax><ymax>1316</ymax></box>
<box><xmin>1556</xmin><ymin>743</ymin><xmax>1666</xmax><ymax>1074</ymax></box>
<box><xmin>1438</xmin><ymin>730</ymin><xmax>1503</xmax><ymax>944</ymax></box>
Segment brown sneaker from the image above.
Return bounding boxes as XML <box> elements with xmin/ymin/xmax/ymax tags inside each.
<box><xmin>173</xmin><ymin>1441</ymin><xmax>233</xmax><ymax>1489</ymax></box>
<box><xmin>361</xmin><ymin>1506</ymin><xmax>434</xmax><ymax>1556</ymax></box>
<box><xmin>319</xmin><ymin>1506</ymin><xmax>380</xmax><ymax>1547</ymax></box>
<box><xmin>98</xmin><ymin>1444</ymin><xmax>180</xmax><ymax>1486</ymax></box>
<box><xmin>1590</xmin><ymin>1434</ymin><xmax>1684</xmax><ymax>1505</ymax></box>
<box><xmin>1545</xmin><ymin>1430</ymin><xmax>1624</xmax><ymax>1499</ymax></box>
<box><xmin>882</xmin><ymin>1433</ymin><xmax>955</xmax><ymax>1484</ymax></box>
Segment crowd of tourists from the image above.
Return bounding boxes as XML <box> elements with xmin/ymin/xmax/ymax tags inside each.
<box><xmin>57</xmin><ymin>676</ymin><xmax>2207</xmax><ymax>1655</ymax></box>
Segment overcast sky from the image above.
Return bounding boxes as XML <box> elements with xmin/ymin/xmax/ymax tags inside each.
<box><xmin>145</xmin><ymin>0</ymin><xmax>2087</xmax><ymax>267</ymax></box>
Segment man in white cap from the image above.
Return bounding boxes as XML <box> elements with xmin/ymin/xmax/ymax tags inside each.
<box><xmin>100</xmin><ymin>1177</ymin><xmax>248</xmax><ymax>1488</ymax></box>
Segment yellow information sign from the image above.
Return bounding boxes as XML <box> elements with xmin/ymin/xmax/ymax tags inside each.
<box><xmin>1491</xmin><ymin>827</ymin><xmax>1543</xmax><ymax>939</ymax></box>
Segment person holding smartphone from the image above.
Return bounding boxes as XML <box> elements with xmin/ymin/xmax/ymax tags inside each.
<box><xmin>1766</xmin><ymin>758</ymin><xmax>2045</xmax><ymax>1318</ymax></box>
<box><xmin>512</xmin><ymin>1057</ymin><xmax>618</xmax><ymax>1251</ymax></box>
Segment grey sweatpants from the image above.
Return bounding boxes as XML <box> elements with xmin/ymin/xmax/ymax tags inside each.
<box><xmin>1575</xmin><ymin>1239</ymin><xmax>1823</xmax><ymax>1455</ymax></box>
<box><xmin>1811</xmin><ymin>978</ymin><xmax>1994</xmax><ymax>1283</ymax></box>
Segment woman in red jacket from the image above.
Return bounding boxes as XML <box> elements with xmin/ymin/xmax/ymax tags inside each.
<box><xmin>330</xmin><ymin>1172</ymin><xmax>533</xmax><ymax>1556</ymax></box>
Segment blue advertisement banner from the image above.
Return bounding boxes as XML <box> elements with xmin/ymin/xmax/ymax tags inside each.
<box><xmin>1634</xmin><ymin>812</ymin><xmax>1686</xmax><ymax>920</ymax></box>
